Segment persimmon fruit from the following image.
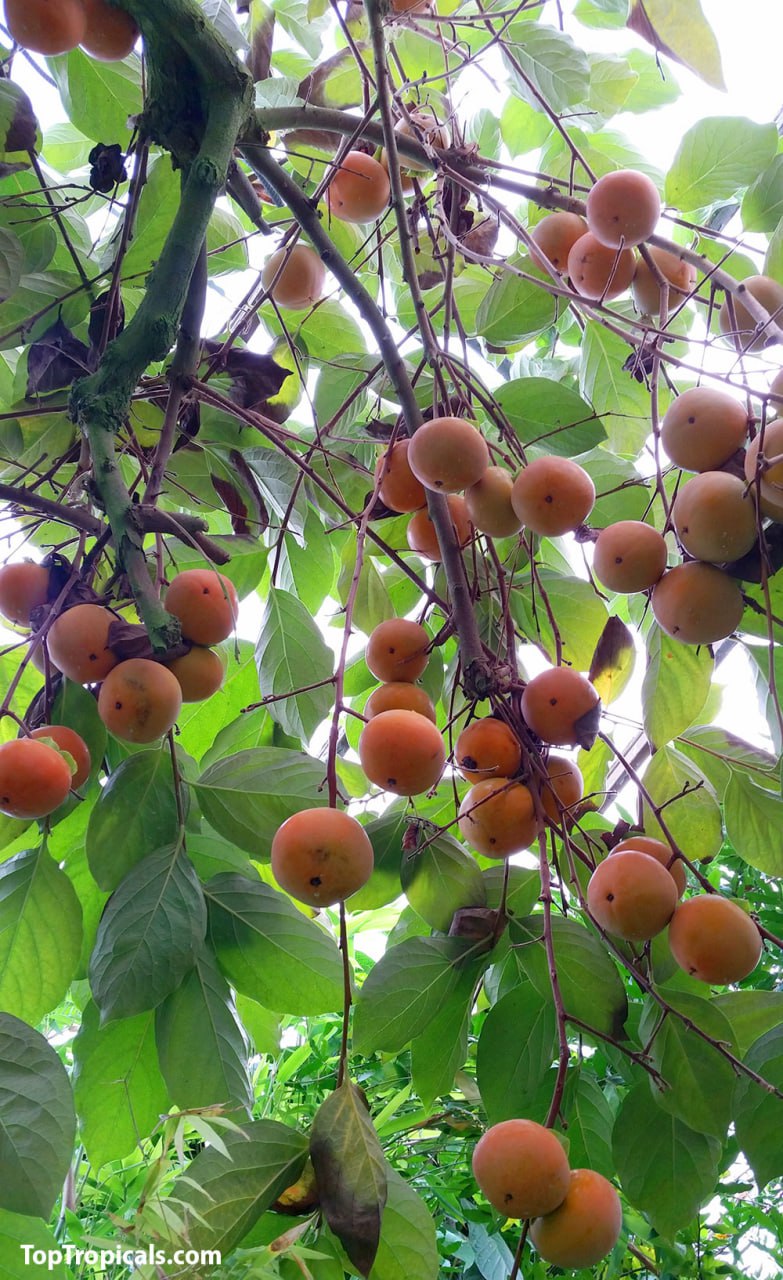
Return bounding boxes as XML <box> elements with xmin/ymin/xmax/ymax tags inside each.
<box><xmin>365</xmin><ymin>682</ymin><xmax>436</xmax><ymax>722</ymax></box>
<box><xmin>672</xmin><ymin>472</ymin><xmax>757</xmax><ymax>564</ymax></box>
<box><xmin>464</xmin><ymin>466</ymin><xmax>523</xmax><ymax>538</ymax></box>
<box><xmin>455</xmin><ymin>717</ymin><xmax>521</xmax><ymax>784</ymax></box>
<box><xmin>30</xmin><ymin>725</ymin><xmax>91</xmax><ymax>789</ymax></box>
<box><xmin>521</xmin><ymin>667</ymin><xmax>600</xmax><ymax>748</ymax></box>
<box><xmin>375</xmin><ymin>440</ymin><xmax>426</xmax><ymax>513</ymax></box>
<box><xmin>719</xmin><ymin>275</ymin><xmax>783</xmax><ymax>352</ymax></box>
<box><xmin>80</xmin><ymin>0</ymin><xmax>139</xmax><ymax>60</ymax></box>
<box><xmin>458</xmin><ymin>778</ymin><xmax>540</xmax><ymax>857</ymax></box>
<box><xmin>407</xmin><ymin>495</ymin><xmax>473</xmax><ymax>560</ymax></box>
<box><xmin>529</xmin><ymin>211</ymin><xmax>587</xmax><ymax>273</ymax></box>
<box><xmin>530</xmin><ymin>1169</ymin><xmax>623</xmax><ymax>1269</ymax></box>
<box><xmin>270</xmin><ymin>807</ymin><xmax>374</xmax><ymax>908</ymax></box>
<box><xmin>472</xmin><ymin>1119</ymin><xmax>570</xmax><ymax>1219</ymax></box>
<box><xmin>651</xmin><ymin>562</ymin><xmax>744</xmax><ymax>645</ymax></box>
<box><xmin>613</xmin><ymin>835</ymin><xmax>686</xmax><ymax>898</ymax></box>
<box><xmin>365</xmin><ymin>618</ymin><xmax>429</xmax><ymax>682</ymax></box>
<box><xmin>511</xmin><ymin>456</ymin><xmax>595</xmax><ymax>537</ymax></box>
<box><xmin>0</xmin><ymin>737</ymin><xmax>73</xmax><ymax>820</ymax></box>
<box><xmin>668</xmin><ymin>894</ymin><xmax>762</xmax><ymax>984</ymax></box>
<box><xmin>0</xmin><ymin>561</ymin><xmax>50</xmax><ymax>626</ymax></box>
<box><xmin>261</xmin><ymin>243</ymin><xmax>326</xmax><ymax>310</ymax></box>
<box><xmin>744</xmin><ymin>417</ymin><xmax>783</xmax><ymax>521</ymax></box>
<box><xmin>165</xmin><ymin>569</ymin><xmax>238</xmax><ymax>646</ymax></box>
<box><xmin>326</xmin><ymin>151</ymin><xmax>390</xmax><ymax>224</ymax></box>
<box><xmin>586</xmin><ymin>169</ymin><xmax>661</xmax><ymax>249</ymax></box>
<box><xmin>407</xmin><ymin>417</ymin><xmax>489</xmax><ymax>494</ymax></box>
<box><xmin>567</xmin><ymin>233</ymin><xmax>635</xmax><ymax>301</ymax></box>
<box><xmin>661</xmin><ymin>387</ymin><xmax>748</xmax><ymax>473</ymax></box>
<box><xmin>97</xmin><ymin>658</ymin><xmax>182</xmax><ymax>743</ymax></box>
<box><xmin>632</xmin><ymin>247</ymin><xmax>696</xmax><ymax>314</ymax></box>
<box><xmin>48</xmin><ymin>604</ymin><xmax>118</xmax><ymax>684</ymax></box>
<box><xmin>359</xmin><ymin>709</ymin><xmax>444</xmax><ymax>796</ymax></box>
<box><xmin>539</xmin><ymin>754</ymin><xmax>584</xmax><ymax>825</ymax></box>
<box><xmin>5</xmin><ymin>0</ymin><xmax>86</xmax><ymax>55</ymax></box>
<box><xmin>166</xmin><ymin>645</ymin><xmax>225</xmax><ymax>702</ymax></box>
<box><xmin>587</xmin><ymin>850</ymin><xmax>678</xmax><ymax>941</ymax></box>
<box><xmin>592</xmin><ymin>520</ymin><xmax>667</xmax><ymax>594</ymax></box>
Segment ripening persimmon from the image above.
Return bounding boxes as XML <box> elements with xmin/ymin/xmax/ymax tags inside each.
<box><xmin>375</xmin><ymin>440</ymin><xmax>426</xmax><ymax>513</ymax></box>
<box><xmin>407</xmin><ymin>417</ymin><xmax>489</xmax><ymax>494</ymax></box>
<box><xmin>529</xmin><ymin>211</ymin><xmax>587</xmax><ymax>273</ymax></box>
<box><xmin>632</xmin><ymin>247</ymin><xmax>696</xmax><ymax>315</ymax></box>
<box><xmin>661</xmin><ymin>387</ymin><xmax>749</xmax><ymax>474</ymax></box>
<box><xmin>464</xmin><ymin>466</ymin><xmax>523</xmax><ymax>538</ymax></box>
<box><xmin>593</xmin><ymin>520</ymin><xmax>668</xmax><ymax>594</ymax></box>
<box><xmin>0</xmin><ymin>561</ymin><xmax>50</xmax><ymax>626</ymax></box>
<box><xmin>407</xmin><ymin>495</ymin><xmax>473</xmax><ymax>560</ymax></box>
<box><xmin>472</xmin><ymin>1119</ymin><xmax>570</xmax><ymax>1219</ymax></box>
<box><xmin>80</xmin><ymin>0</ymin><xmax>139</xmax><ymax>60</ymax></box>
<box><xmin>521</xmin><ymin>667</ymin><xmax>600</xmax><ymax>749</ymax></box>
<box><xmin>668</xmin><ymin>894</ymin><xmax>762</xmax><ymax>984</ymax></box>
<box><xmin>97</xmin><ymin>658</ymin><xmax>182</xmax><ymax>743</ymax></box>
<box><xmin>539</xmin><ymin>754</ymin><xmax>584</xmax><ymax>825</ymax></box>
<box><xmin>359</xmin><ymin>709</ymin><xmax>445</xmax><ymax>796</ymax></box>
<box><xmin>30</xmin><ymin>725</ymin><xmax>91</xmax><ymax>789</ymax></box>
<box><xmin>165</xmin><ymin>645</ymin><xmax>225</xmax><ymax>702</ymax></box>
<box><xmin>270</xmin><ymin>807</ymin><xmax>374</xmax><ymax>908</ymax></box>
<box><xmin>366</xmin><ymin>618</ymin><xmax>429</xmax><ymax>682</ymax></box>
<box><xmin>261</xmin><ymin>243</ymin><xmax>326</xmax><ymax>311</ymax></box>
<box><xmin>455</xmin><ymin>717</ymin><xmax>521</xmax><ymax>784</ymax></box>
<box><xmin>586</xmin><ymin>169</ymin><xmax>661</xmax><ymax>249</ymax></box>
<box><xmin>530</xmin><ymin>1169</ymin><xmax>623</xmax><ymax>1269</ymax></box>
<box><xmin>719</xmin><ymin>275</ymin><xmax>783</xmax><ymax>352</ymax></box>
<box><xmin>365</xmin><ymin>682</ymin><xmax>436</xmax><ymax>722</ymax></box>
<box><xmin>326</xmin><ymin>151</ymin><xmax>390</xmax><ymax>224</ymax></box>
<box><xmin>511</xmin><ymin>456</ymin><xmax>595</xmax><ymax>537</ymax></box>
<box><xmin>165</xmin><ymin>569</ymin><xmax>238</xmax><ymax>646</ymax></box>
<box><xmin>48</xmin><ymin>604</ymin><xmax>118</xmax><ymax>684</ymax></box>
<box><xmin>390</xmin><ymin>0</ymin><xmax>428</xmax><ymax>11</ymax></box>
<box><xmin>744</xmin><ymin>418</ymin><xmax>783</xmax><ymax>521</ymax></box>
<box><xmin>567</xmin><ymin>233</ymin><xmax>636</xmax><ymax>301</ymax></box>
<box><xmin>587</xmin><ymin>850</ymin><xmax>678</xmax><ymax>941</ymax></box>
<box><xmin>613</xmin><ymin>835</ymin><xmax>686</xmax><ymax>898</ymax></box>
<box><xmin>5</xmin><ymin>0</ymin><xmax>87</xmax><ymax>55</ymax></box>
<box><xmin>651</xmin><ymin>562</ymin><xmax>744</xmax><ymax>645</ymax></box>
<box><xmin>672</xmin><ymin>472</ymin><xmax>757</xmax><ymax>564</ymax></box>
<box><xmin>0</xmin><ymin>737</ymin><xmax>73</xmax><ymax>820</ymax></box>
<box><xmin>384</xmin><ymin>110</ymin><xmax>448</xmax><ymax>180</ymax></box>
<box><xmin>458</xmin><ymin>778</ymin><xmax>540</xmax><ymax>858</ymax></box>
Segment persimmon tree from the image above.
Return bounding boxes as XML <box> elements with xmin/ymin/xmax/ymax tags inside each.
<box><xmin>0</xmin><ymin>1</ymin><xmax>782</xmax><ymax>1278</ymax></box>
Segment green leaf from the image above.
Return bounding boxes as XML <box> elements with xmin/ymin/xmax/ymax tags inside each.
<box><xmin>368</xmin><ymin>1166</ymin><xmax>439</xmax><ymax>1280</ymax></box>
<box><xmin>590</xmin><ymin>615</ymin><xmax>637</xmax><ymax>706</ymax></box>
<box><xmin>504</xmin><ymin>24</ymin><xmax>590</xmax><ymax>113</ymax></box>
<box><xmin>564</xmin><ymin>1072</ymin><xmax>615</xmax><ymax>1177</ymax></box>
<box><xmin>713</xmin><ymin>991</ymin><xmax>783</xmax><ymax>1056</ymax></box>
<box><xmin>622</xmin><ymin>49</ymin><xmax>680</xmax><ymax>113</ymax></box>
<box><xmin>206</xmin><ymin>873</ymin><xmax>344</xmax><ymax>1015</ymax></box>
<box><xmin>642</xmin><ymin>625</ymin><xmax>713</xmax><ymax>748</ymax></box>
<box><xmin>475</xmin><ymin>267</ymin><xmax>558</xmax><ymax>346</ymax></box>
<box><xmin>510</xmin><ymin>916</ymin><xmax>628</xmax><ymax>1040</ymax></box>
<box><xmin>194</xmin><ymin>747</ymin><xmax>328</xmax><ymax>854</ymax></box>
<box><xmin>337</xmin><ymin>549</ymin><xmax>393</xmax><ymax>637</ymax></box>
<box><xmin>254</xmin><ymin>589</ymin><xmax>334</xmax><ymax>741</ymax></box>
<box><xmin>310</xmin><ymin>1083</ymin><xmax>387</xmax><ymax>1278</ymax></box>
<box><xmin>155</xmin><ymin>947</ymin><xmax>252</xmax><ymax>1114</ymax></box>
<box><xmin>349</xmin><ymin>808</ymin><xmax>407</xmax><ymax>912</ymax></box>
<box><xmin>612</xmin><ymin>1083</ymin><xmax>721</xmax><ymax>1239</ymax></box>
<box><xmin>86</xmin><ymin>749</ymin><xmax>182</xmax><ymax>891</ymax></box>
<box><xmin>156</xmin><ymin>1119</ymin><xmax>307</xmax><ymax>1252</ymax></box>
<box><xmin>676</xmin><ymin>726</ymin><xmax>777</xmax><ymax>801</ymax></box>
<box><xmin>0</xmin><ymin>1211</ymin><xmax>68</xmax><ymax>1279</ymax></box>
<box><xmin>734</xmin><ymin>1026</ymin><xmax>783</xmax><ymax>1189</ymax></box>
<box><xmin>476</xmin><ymin>984</ymin><xmax>557</xmax><ymax>1124</ymax></box>
<box><xmin>400</xmin><ymin>832</ymin><xmax>486</xmax><ymax>932</ymax></box>
<box><xmin>588</xmin><ymin>54</ymin><xmax>638</xmax><ymax>117</ymax></box>
<box><xmin>742</xmin><ymin>155</ymin><xmax>783</xmax><ymax>232</ymax></box>
<box><xmin>72</xmin><ymin>1001</ymin><xmax>168</xmax><ymax>1169</ymax></box>
<box><xmin>89</xmin><ymin>846</ymin><xmax>206</xmax><ymax>1022</ymax></box>
<box><xmin>235</xmin><ymin>995</ymin><xmax>280</xmax><ymax>1057</ymax></box>
<box><xmin>641</xmin><ymin>746</ymin><xmax>722</xmax><ymax>862</ymax></box>
<box><xmin>641</xmin><ymin>992</ymin><xmax>737</xmax><ymax>1138</ymax></box>
<box><xmin>493</xmin><ymin>377</ymin><xmax>605</xmax><ymax>457</ymax></box>
<box><xmin>0</xmin><ymin>1014</ymin><xmax>76</xmax><ymax>1218</ymax></box>
<box><xmin>579</xmin><ymin>322</ymin><xmax>650</xmax><ymax>454</ymax></box>
<box><xmin>512</xmin><ymin>573</ymin><xmax>608</xmax><ymax>671</ymax></box>
<box><xmin>353</xmin><ymin>936</ymin><xmax>482</xmax><ymax>1055</ymax></box>
<box><xmin>0</xmin><ymin>848</ymin><xmax>82</xmax><ymax>1025</ymax></box>
<box><xmin>0</xmin><ymin>228</ymin><xmax>23</xmax><ymax>305</ymax></box>
<box><xmin>724</xmin><ymin>770</ymin><xmax>783</xmax><ymax>876</ymax></box>
<box><xmin>629</xmin><ymin>0</ymin><xmax>724</xmax><ymax>90</ymax></box>
<box><xmin>48</xmin><ymin>47</ymin><xmax>142</xmax><ymax>143</ymax></box>
<box><xmin>51</xmin><ymin>678</ymin><xmax>107</xmax><ymax>785</ymax></box>
<box><xmin>411</xmin><ymin>960</ymin><xmax>481</xmax><ymax>1109</ymax></box>
<box><xmin>665</xmin><ymin>118</ymin><xmax>778</xmax><ymax>212</ymax></box>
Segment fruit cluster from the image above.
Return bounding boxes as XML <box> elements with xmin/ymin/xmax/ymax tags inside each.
<box><xmin>5</xmin><ymin>0</ymin><xmax>138</xmax><ymax>60</ymax></box>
